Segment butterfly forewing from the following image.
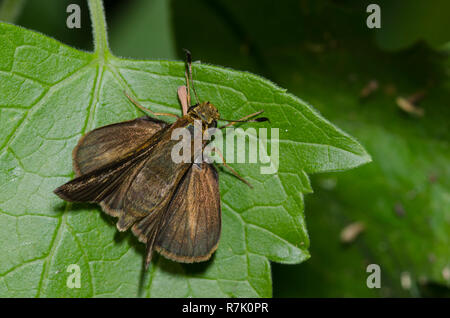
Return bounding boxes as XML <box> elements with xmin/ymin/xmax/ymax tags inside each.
<box><xmin>54</xmin><ymin>116</ymin><xmax>167</xmax><ymax>203</ymax></box>
<box><xmin>54</xmin><ymin>154</ymin><xmax>141</xmax><ymax>203</ymax></box>
<box><xmin>73</xmin><ymin>116</ymin><xmax>167</xmax><ymax>176</ymax></box>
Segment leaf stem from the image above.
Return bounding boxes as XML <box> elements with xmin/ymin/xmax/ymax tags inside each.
<box><xmin>0</xmin><ymin>0</ymin><xmax>26</xmax><ymax>23</ymax></box>
<box><xmin>88</xmin><ymin>0</ymin><xmax>110</xmax><ymax>60</ymax></box>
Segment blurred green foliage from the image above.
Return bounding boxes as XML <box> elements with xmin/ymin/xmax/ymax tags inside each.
<box><xmin>3</xmin><ymin>0</ymin><xmax>449</xmax><ymax>297</ymax></box>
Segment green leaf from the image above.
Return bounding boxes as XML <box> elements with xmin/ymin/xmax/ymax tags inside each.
<box><xmin>0</xmin><ymin>0</ymin><xmax>370</xmax><ymax>297</ymax></box>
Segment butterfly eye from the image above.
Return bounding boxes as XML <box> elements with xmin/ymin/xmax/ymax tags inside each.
<box><xmin>188</xmin><ymin>104</ymin><xmax>199</xmax><ymax>112</ymax></box>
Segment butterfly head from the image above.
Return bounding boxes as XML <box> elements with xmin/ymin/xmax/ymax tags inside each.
<box><xmin>188</xmin><ymin>102</ymin><xmax>220</xmax><ymax>127</ymax></box>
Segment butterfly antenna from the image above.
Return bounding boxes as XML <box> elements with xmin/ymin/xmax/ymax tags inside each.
<box><xmin>184</xmin><ymin>49</ymin><xmax>200</xmax><ymax>104</ymax></box>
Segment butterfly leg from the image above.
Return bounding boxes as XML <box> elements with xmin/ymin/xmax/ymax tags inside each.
<box><xmin>219</xmin><ymin>110</ymin><xmax>267</xmax><ymax>129</ymax></box>
<box><xmin>211</xmin><ymin>146</ymin><xmax>253</xmax><ymax>188</ymax></box>
<box><xmin>124</xmin><ymin>90</ymin><xmax>180</xmax><ymax>119</ymax></box>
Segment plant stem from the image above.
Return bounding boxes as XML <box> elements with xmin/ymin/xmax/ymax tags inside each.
<box><xmin>88</xmin><ymin>0</ymin><xmax>109</xmax><ymax>60</ymax></box>
<box><xmin>0</xmin><ymin>0</ymin><xmax>26</xmax><ymax>23</ymax></box>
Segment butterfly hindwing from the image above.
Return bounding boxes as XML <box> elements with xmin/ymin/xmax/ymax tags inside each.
<box><xmin>132</xmin><ymin>162</ymin><xmax>221</xmax><ymax>265</ymax></box>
